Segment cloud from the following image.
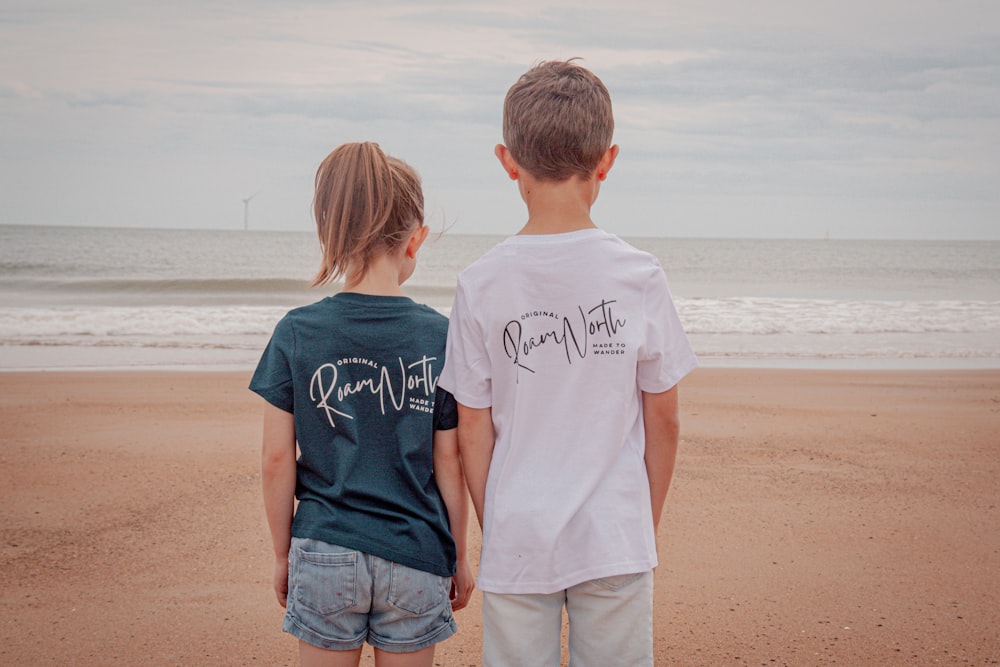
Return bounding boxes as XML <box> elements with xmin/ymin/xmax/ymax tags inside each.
<box><xmin>0</xmin><ymin>0</ymin><xmax>998</xmax><ymax>238</ymax></box>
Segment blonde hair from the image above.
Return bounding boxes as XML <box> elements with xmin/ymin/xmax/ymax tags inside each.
<box><xmin>502</xmin><ymin>59</ymin><xmax>614</xmax><ymax>182</ymax></box>
<box><xmin>311</xmin><ymin>142</ymin><xmax>424</xmax><ymax>287</ymax></box>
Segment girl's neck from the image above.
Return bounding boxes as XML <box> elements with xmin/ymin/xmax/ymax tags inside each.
<box><xmin>341</xmin><ymin>253</ymin><xmax>406</xmax><ymax>297</ymax></box>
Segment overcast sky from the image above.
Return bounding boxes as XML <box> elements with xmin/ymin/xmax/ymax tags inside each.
<box><xmin>2</xmin><ymin>0</ymin><xmax>998</xmax><ymax>239</ymax></box>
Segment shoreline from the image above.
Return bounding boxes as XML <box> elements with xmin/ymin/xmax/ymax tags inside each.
<box><xmin>3</xmin><ymin>360</ymin><xmax>998</xmax><ymax>373</ymax></box>
<box><xmin>1</xmin><ymin>368</ymin><xmax>998</xmax><ymax>665</ymax></box>
<box><xmin>2</xmin><ymin>347</ymin><xmax>999</xmax><ymax>374</ymax></box>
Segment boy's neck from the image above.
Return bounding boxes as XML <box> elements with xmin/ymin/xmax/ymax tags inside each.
<box><xmin>516</xmin><ymin>173</ymin><xmax>601</xmax><ymax>236</ymax></box>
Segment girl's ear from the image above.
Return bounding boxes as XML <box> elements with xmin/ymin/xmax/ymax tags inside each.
<box><xmin>405</xmin><ymin>225</ymin><xmax>430</xmax><ymax>259</ymax></box>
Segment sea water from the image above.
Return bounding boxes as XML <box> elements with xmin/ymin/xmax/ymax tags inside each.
<box><xmin>0</xmin><ymin>225</ymin><xmax>998</xmax><ymax>370</ymax></box>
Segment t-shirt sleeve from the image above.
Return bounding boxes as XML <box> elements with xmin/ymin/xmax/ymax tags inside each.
<box><xmin>439</xmin><ymin>278</ymin><xmax>493</xmax><ymax>408</ymax></box>
<box><xmin>433</xmin><ymin>387</ymin><xmax>458</xmax><ymax>431</ymax></box>
<box><xmin>637</xmin><ymin>263</ymin><xmax>698</xmax><ymax>393</ymax></box>
<box><xmin>249</xmin><ymin>315</ymin><xmax>295</xmax><ymax>413</ymax></box>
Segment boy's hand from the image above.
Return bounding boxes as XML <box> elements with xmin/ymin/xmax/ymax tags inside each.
<box><xmin>449</xmin><ymin>557</ymin><xmax>475</xmax><ymax>611</ymax></box>
<box><xmin>274</xmin><ymin>557</ymin><xmax>289</xmax><ymax>607</ymax></box>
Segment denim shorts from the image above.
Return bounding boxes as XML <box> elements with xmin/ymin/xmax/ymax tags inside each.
<box><xmin>282</xmin><ymin>537</ymin><xmax>457</xmax><ymax>653</ymax></box>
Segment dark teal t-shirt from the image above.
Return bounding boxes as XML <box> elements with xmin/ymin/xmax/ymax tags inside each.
<box><xmin>250</xmin><ymin>293</ymin><xmax>459</xmax><ymax>577</ymax></box>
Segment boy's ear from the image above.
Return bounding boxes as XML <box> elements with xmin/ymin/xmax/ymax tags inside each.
<box><xmin>495</xmin><ymin>144</ymin><xmax>519</xmax><ymax>180</ymax></box>
<box><xmin>597</xmin><ymin>144</ymin><xmax>620</xmax><ymax>181</ymax></box>
<box><xmin>405</xmin><ymin>225</ymin><xmax>430</xmax><ymax>259</ymax></box>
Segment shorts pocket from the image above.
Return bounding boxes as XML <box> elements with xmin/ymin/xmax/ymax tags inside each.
<box><xmin>589</xmin><ymin>571</ymin><xmax>646</xmax><ymax>592</ymax></box>
<box><xmin>386</xmin><ymin>563</ymin><xmax>448</xmax><ymax>615</ymax></box>
<box><xmin>292</xmin><ymin>542</ymin><xmax>358</xmax><ymax>615</ymax></box>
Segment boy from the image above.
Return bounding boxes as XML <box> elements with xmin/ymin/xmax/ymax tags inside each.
<box><xmin>439</xmin><ymin>60</ymin><xmax>697</xmax><ymax>665</ymax></box>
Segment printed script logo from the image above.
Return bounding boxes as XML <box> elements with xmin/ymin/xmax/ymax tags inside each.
<box><xmin>309</xmin><ymin>355</ymin><xmax>439</xmax><ymax>428</ymax></box>
<box><xmin>503</xmin><ymin>299</ymin><xmax>626</xmax><ymax>380</ymax></box>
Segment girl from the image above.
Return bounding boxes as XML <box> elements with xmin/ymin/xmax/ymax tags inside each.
<box><xmin>252</xmin><ymin>142</ymin><xmax>473</xmax><ymax>667</ymax></box>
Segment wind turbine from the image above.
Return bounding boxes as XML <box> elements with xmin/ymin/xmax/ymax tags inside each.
<box><xmin>242</xmin><ymin>192</ymin><xmax>259</xmax><ymax>230</ymax></box>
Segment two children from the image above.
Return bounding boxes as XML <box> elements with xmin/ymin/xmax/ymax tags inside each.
<box><xmin>254</xmin><ymin>60</ymin><xmax>695</xmax><ymax>666</ymax></box>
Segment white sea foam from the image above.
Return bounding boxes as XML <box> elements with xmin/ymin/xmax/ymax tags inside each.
<box><xmin>676</xmin><ymin>298</ymin><xmax>1000</xmax><ymax>335</ymax></box>
<box><xmin>1</xmin><ymin>297</ymin><xmax>997</xmax><ymax>369</ymax></box>
<box><xmin>0</xmin><ymin>306</ymin><xmax>287</xmax><ymax>347</ymax></box>
<box><xmin>2</xmin><ymin>225</ymin><xmax>999</xmax><ymax>369</ymax></box>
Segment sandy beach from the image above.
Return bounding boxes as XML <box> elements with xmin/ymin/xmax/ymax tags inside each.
<box><xmin>1</xmin><ymin>368</ymin><xmax>998</xmax><ymax>666</ymax></box>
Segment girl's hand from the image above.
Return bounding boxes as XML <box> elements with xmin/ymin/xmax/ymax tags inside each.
<box><xmin>449</xmin><ymin>557</ymin><xmax>475</xmax><ymax>611</ymax></box>
<box><xmin>274</xmin><ymin>557</ymin><xmax>290</xmax><ymax>607</ymax></box>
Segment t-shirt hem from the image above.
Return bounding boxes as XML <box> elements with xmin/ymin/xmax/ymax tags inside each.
<box><xmin>639</xmin><ymin>355</ymin><xmax>699</xmax><ymax>394</ymax></box>
<box><xmin>292</xmin><ymin>526</ymin><xmax>456</xmax><ymax>578</ymax></box>
<box><xmin>248</xmin><ymin>385</ymin><xmax>293</xmax><ymax>413</ymax></box>
<box><xmin>452</xmin><ymin>394</ymin><xmax>491</xmax><ymax>410</ymax></box>
<box><xmin>438</xmin><ymin>380</ymin><xmax>491</xmax><ymax>410</ymax></box>
<box><xmin>476</xmin><ymin>559</ymin><xmax>656</xmax><ymax>595</ymax></box>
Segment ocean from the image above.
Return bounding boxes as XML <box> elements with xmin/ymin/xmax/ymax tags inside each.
<box><xmin>1</xmin><ymin>224</ymin><xmax>998</xmax><ymax>371</ymax></box>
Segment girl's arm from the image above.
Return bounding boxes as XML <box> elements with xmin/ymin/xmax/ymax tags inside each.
<box><xmin>433</xmin><ymin>427</ymin><xmax>475</xmax><ymax>611</ymax></box>
<box><xmin>260</xmin><ymin>402</ymin><xmax>297</xmax><ymax>607</ymax></box>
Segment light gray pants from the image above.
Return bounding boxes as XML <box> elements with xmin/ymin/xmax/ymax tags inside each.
<box><xmin>481</xmin><ymin>571</ymin><xmax>654</xmax><ymax>667</ymax></box>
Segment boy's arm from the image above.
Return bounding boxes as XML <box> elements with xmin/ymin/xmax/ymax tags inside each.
<box><xmin>642</xmin><ymin>385</ymin><xmax>681</xmax><ymax>535</ymax></box>
<box><xmin>433</xmin><ymin>427</ymin><xmax>475</xmax><ymax>611</ymax></box>
<box><xmin>456</xmin><ymin>403</ymin><xmax>495</xmax><ymax>529</ymax></box>
<box><xmin>260</xmin><ymin>402</ymin><xmax>297</xmax><ymax>608</ymax></box>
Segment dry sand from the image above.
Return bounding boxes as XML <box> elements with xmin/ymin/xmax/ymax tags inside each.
<box><xmin>1</xmin><ymin>369</ymin><xmax>998</xmax><ymax>666</ymax></box>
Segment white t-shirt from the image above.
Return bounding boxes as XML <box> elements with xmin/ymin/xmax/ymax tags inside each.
<box><xmin>440</xmin><ymin>228</ymin><xmax>697</xmax><ymax>594</ymax></box>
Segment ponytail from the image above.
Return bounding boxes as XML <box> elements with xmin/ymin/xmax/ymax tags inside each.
<box><xmin>311</xmin><ymin>142</ymin><xmax>424</xmax><ymax>287</ymax></box>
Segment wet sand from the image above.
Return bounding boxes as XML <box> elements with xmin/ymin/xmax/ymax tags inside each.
<box><xmin>1</xmin><ymin>369</ymin><xmax>997</xmax><ymax>665</ymax></box>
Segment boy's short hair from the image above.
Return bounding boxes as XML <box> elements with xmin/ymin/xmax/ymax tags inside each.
<box><xmin>502</xmin><ymin>60</ymin><xmax>614</xmax><ymax>182</ymax></box>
